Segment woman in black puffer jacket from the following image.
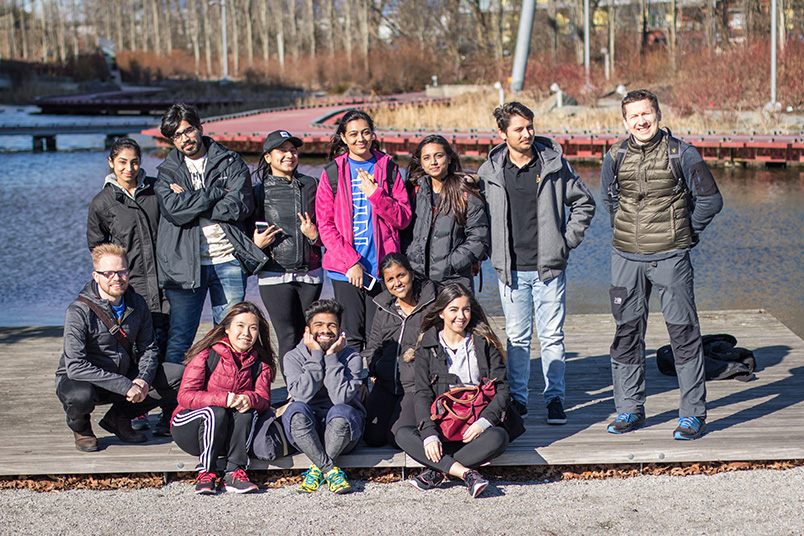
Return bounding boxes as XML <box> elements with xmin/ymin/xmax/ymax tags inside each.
<box><xmin>362</xmin><ymin>252</ymin><xmax>438</xmax><ymax>447</ymax></box>
<box><xmin>404</xmin><ymin>135</ymin><xmax>489</xmax><ymax>292</ymax></box>
<box><xmin>251</xmin><ymin>130</ymin><xmax>322</xmax><ymax>377</ymax></box>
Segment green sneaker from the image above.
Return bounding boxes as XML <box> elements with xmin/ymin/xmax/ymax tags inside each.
<box><xmin>324</xmin><ymin>467</ymin><xmax>353</xmax><ymax>494</ymax></box>
<box><xmin>298</xmin><ymin>465</ymin><xmax>324</xmax><ymax>494</ymax></box>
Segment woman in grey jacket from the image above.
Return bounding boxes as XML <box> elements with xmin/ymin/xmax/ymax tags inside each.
<box><xmin>404</xmin><ymin>135</ymin><xmax>489</xmax><ymax>291</ymax></box>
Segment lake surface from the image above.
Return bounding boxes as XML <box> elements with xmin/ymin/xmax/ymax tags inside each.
<box><xmin>1</xmin><ymin>108</ymin><xmax>802</xmax><ymax>341</ymax></box>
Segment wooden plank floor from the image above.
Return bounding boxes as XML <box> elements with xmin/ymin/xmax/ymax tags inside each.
<box><xmin>1</xmin><ymin>310</ymin><xmax>802</xmax><ymax>476</ymax></box>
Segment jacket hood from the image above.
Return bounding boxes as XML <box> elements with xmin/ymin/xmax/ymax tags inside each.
<box><xmin>374</xmin><ymin>278</ymin><xmax>438</xmax><ymax>313</ymax></box>
<box><xmin>485</xmin><ymin>136</ymin><xmax>566</xmax><ymax>183</ymax></box>
<box><xmin>103</xmin><ymin>169</ymin><xmax>147</xmax><ymax>199</ymax></box>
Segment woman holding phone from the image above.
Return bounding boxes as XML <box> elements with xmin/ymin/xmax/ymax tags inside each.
<box><xmin>315</xmin><ymin>110</ymin><xmax>412</xmax><ymax>351</ymax></box>
<box><xmin>251</xmin><ymin>130</ymin><xmax>322</xmax><ymax>373</ymax></box>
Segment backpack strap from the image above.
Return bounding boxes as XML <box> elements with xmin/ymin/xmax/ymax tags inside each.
<box><xmin>205</xmin><ymin>347</ymin><xmax>263</xmax><ymax>389</ymax></box>
<box><xmin>76</xmin><ymin>295</ymin><xmax>134</xmax><ymax>359</ymax></box>
<box><xmin>665</xmin><ymin>129</ymin><xmax>686</xmax><ymax>193</ymax></box>
<box><xmin>324</xmin><ymin>157</ymin><xmax>399</xmax><ymax>197</ymax></box>
<box><xmin>324</xmin><ymin>160</ymin><xmax>339</xmax><ymax>196</ymax></box>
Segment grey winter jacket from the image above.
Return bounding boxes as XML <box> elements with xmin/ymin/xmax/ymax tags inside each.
<box><xmin>87</xmin><ymin>171</ymin><xmax>162</xmax><ymax>314</ymax></box>
<box><xmin>405</xmin><ymin>176</ymin><xmax>489</xmax><ymax>285</ymax></box>
<box><xmin>478</xmin><ymin>138</ymin><xmax>596</xmax><ymax>286</ymax></box>
<box><xmin>55</xmin><ymin>281</ymin><xmax>159</xmax><ymax>396</ymax></box>
<box><xmin>154</xmin><ymin>137</ymin><xmax>268</xmax><ymax>289</ymax></box>
<box><xmin>283</xmin><ymin>339</ymin><xmax>366</xmax><ymax>415</ymax></box>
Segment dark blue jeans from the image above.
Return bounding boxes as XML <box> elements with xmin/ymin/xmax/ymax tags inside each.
<box><xmin>164</xmin><ymin>260</ymin><xmax>247</xmax><ymax>364</ymax></box>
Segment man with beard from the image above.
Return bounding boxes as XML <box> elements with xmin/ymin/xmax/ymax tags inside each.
<box><xmin>281</xmin><ymin>299</ymin><xmax>366</xmax><ymax>495</ymax></box>
<box><xmin>154</xmin><ymin>102</ymin><xmax>268</xmax><ymax>364</ymax></box>
<box><xmin>55</xmin><ymin>244</ymin><xmax>183</xmax><ymax>452</ymax></box>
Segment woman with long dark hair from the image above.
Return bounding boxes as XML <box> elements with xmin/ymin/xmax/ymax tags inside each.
<box><xmin>171</xmin><ymin>301</ymin><xmax>277</xmax><ymax>495</ymax></box>
<box><xmin>394</xmin><ymin>283</ymin><xmax>510</xmax><ymax>498</ymax></box>
<box><xmin>315</xmin><ymin>109</ymin><xmax>412</xmax><ymax>351</ymax></box>
<box><xmin>405</xmin><ymin>135</ymin><xmax>489</xmax><ymax>291</ymax></box>
<box><xmin>362</xmin><ymin>252</ymin><xmax>438</xmax><ymax>447</ymax></box>
<box><xmin>251</xmin><ymin>130</ymin><xmax>322</xmax><ymax>374</ymax></box>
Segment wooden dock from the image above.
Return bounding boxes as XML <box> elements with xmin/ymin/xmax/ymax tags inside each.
<box><xmin>1</xmin><ymin>310</ymin><xmax>803</xmax><ymax>476</ymax></box>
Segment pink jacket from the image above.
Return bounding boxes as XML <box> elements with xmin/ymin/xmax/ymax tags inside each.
<box><xmin>315</xmin><ymin>150</ymin><xmax>412</xmax><ymax>276</ymax></box>
<box><xmin>174</xmin><ymin>340</ymin><xmax>272</xmax><ymax>420</ymax></box>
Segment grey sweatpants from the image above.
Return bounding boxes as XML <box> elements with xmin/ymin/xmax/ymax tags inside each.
<box><xmin>609</xmin><ymin>251</ymin><xmax>706</xmax><ymax>419</ymax></box>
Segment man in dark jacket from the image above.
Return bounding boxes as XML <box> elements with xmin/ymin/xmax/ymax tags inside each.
<box><xmin>154</xmin><ymin>103</ymin><xmax>268</xmax><ymax>364</ymax></box>
<box><xmin>478</xmin><ymin>102</ymin><xmax>595</xmax><ymax>425</ymax></box>
<box><xmin>600</xmin><ymin>89</ymin><xmax>723</xmax><ymax>440</ymax></box>
<box><xmin>55</xmin><ymin>244</ymin><xmax>183</xmax><ymax>452</ymax></box>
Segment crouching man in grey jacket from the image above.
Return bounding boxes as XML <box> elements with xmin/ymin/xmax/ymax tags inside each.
<box><xmin>55</xmin><ymin>244</ymin><xmax>183</xmax><ymax>452</ymax></box>
<box><xmin>281</xmin><ymin>299</ymin><xmax>366</xmax><ymax>495</ymax></box>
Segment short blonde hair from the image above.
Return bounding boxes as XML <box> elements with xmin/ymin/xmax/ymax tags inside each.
<box><xmin>91</xmin><ymin>243</ymin><xmax>128</xmax><ymax>270</ymax></box>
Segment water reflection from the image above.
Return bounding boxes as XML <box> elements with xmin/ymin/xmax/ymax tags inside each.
<box><xmin>0</xmin><ymin>151</ymin><xmax>802</xmax><ymax>341</ymax></box>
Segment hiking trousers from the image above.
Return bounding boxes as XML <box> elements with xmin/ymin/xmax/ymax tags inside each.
<box><xmin>609</xmin><ymin>251</ymin><xmax>706</xmax><ymax>419</ymax></box>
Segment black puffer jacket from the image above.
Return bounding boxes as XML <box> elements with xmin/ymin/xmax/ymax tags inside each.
<box><xmin>413</xmin><ymin>327</ymin><xmax>510</xmax><ymax>441</ymax></box>
<box><xmin>363</xmin><ymin>279</ymin><xmax>438</xmax><ymax>395</ymax></box>
<box><xmin>251</xmin><ymin>172</ymin><xmax>322</xmax><ymax>272</ymax></box>
<box><xmin>87</xmin><ymin>172</ymin><xmax>162</xmax><ymax>314</ymax></box>
<box><xmin>154</xmin><ymin>137</ymin><xmax>268</xmax><ymax>289</ymax></box>
<box><xmin>405</xmin><ymin>176</ymin><xmax>489</xmax><ymax>284</ymax></box>
<box><xmin>55</xmin><ymin>281</ymin><xmax>160</xmax><ymax>396</ymax></box>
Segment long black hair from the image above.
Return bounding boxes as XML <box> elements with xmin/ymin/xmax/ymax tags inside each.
<box><xmin>407</xmin><ymin>134</ymin><xmax>483</xmax><ymax>227</ymax></box>
<box><xmin>327</xmin><ymin>109</ymin><xmax>381</xmax><ymax>161</ymax></box>
<box><xmin>185</xmin><ymin>301</ymin><xmax>277</xmax><ymax>381</ymax></box>
<box><xmin>420</xmin><ymin>282</ymin><xmax>505</xmax><ymax>358</ymax></box>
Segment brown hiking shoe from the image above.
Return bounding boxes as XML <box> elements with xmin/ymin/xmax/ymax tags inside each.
<box><xmin>99</xmin><ymin>408</ymin><xmax>147</xmax><ymax>443</ymax></box>
<box><xmin>73</xmin><ymin>430</ymin><xmax>99</xmax><ymax>452</ymax></box>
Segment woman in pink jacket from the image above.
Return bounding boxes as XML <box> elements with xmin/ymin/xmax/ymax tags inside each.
<box><xmin>171</xmin><ymin>301</ymin><xmax>277</xmax><ymax>495</ymax></box>
<box><xmin>315</xmin><ymin>109</ymin><xmax>412</xmax><ymax>351</ymax></box>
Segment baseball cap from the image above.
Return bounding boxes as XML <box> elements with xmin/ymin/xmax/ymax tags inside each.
<box><xmin>263</xmin><ymin>130</ymin><xmax>303</xmax><ymax>152</ymax></box>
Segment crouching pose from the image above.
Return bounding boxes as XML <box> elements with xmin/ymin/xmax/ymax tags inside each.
<box><xmin>395</xmin><ymin>283</ymin><xmax>510</xmax><ymax>498</ymax></box>
<box><xmin>171</xmin><ymin>302</ymin><xmax>276</xmax><ymax>495</ymax></box>
<box><xmin>282</xmin><ymin>299</ymin><xmax>366</xmax><ymax>494</ymax></box>
<box><xmin>55</xmin><ymin>244</ymin><xmax>182</xmax><ymax>452</ymax></box>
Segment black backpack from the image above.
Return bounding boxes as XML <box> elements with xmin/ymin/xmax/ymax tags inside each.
<box><xmin>609</xmin><ymin>129</ymin><xmax>686</xmax><ymax>199</ymax></box>
<box><xmin>204</xmin><ymin>348</ymin><xmax>262</xmax><ymax>387</ymax></box>
<box><xmin>323</xmin><ymin>157</ymin><xmax>401</xmax><ymax>197</ymax></box>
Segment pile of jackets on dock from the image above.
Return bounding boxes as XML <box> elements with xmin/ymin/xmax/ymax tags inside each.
<box><xmin>657</xmin><ymin>334</ymin><xmax>756</xmax><ymax>382</ymax></box>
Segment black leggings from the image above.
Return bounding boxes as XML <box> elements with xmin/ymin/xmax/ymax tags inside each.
<box><xmin>171</xmin><ymin>406</ymin><xmax>258</xmax><ymax>473</ymax></box>
<box><xmin>331</xmin><ymin>279</ymin><xmax>381</xmax><ymax>352</ymax></box>
<box><xmin>394</xmin><ymin>425</ymin><xmax>509</xmax><ymax>474</ymax></box>
<box><xmin>259</xmin><ymin>281</ymin><xmax>322</xmax><ymax>377</ymax></box>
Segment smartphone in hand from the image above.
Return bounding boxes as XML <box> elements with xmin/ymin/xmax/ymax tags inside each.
<box><xmin>363</xmin><ymin>272</ymin><xmax>377</xmax><ymax>291</ymax></box>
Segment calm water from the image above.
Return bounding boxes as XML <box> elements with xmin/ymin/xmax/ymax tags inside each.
<box><xmin>1</xmin><ymin>116</ymin><xmax>803</xmax><ymax>339</ymax></box>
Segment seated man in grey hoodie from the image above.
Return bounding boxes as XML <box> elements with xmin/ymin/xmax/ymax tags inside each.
<box><xmin>282</xmin><ymin>298</ymin><xmax>365</xmax><ymax>495</ymax></box>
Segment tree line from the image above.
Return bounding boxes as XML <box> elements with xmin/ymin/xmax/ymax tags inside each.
<box><xmin>1</xmin><ymin>0</ymin><xmax>803</xmax><ymax>90</ymax></box>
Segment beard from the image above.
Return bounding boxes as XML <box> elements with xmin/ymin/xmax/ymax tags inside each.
<box><xmin>314</xmin><ymin>331</ymin><xmax>337</xmax><ymax>352</ymax></box>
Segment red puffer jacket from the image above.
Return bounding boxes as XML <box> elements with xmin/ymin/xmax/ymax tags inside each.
<box><xmin>173</xmin><ymin>339</ymin><xmax>272</xmax><ymax>420</ymax></box>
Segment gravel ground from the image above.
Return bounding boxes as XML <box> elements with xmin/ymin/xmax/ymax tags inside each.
<box><xmin>2</xmin><ymin>467</ymin><xmax>804</xmax><ymax>535</ymax></box>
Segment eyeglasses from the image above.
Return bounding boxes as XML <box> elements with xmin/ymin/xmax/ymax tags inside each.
<box><xmin>172</xmin><ymin>125</ymin><xmax>197</xmax><ymax>141</ymax></box>
<box><xmin>95</xmin><ymin>269</ymin><xmax>130</xmax><ymax>279</ymax></box>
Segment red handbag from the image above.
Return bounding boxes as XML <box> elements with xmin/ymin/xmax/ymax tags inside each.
<box><xmin>430</xmin><ymin>378</ymin><xmax>496</xmax><ymax>441</ymax></box>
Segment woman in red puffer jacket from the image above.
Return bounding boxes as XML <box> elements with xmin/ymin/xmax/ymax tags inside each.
<box><xmin>171</xmin><ymin>301</ymin><xmax>277</xmax><ymax>495</ymax></box>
